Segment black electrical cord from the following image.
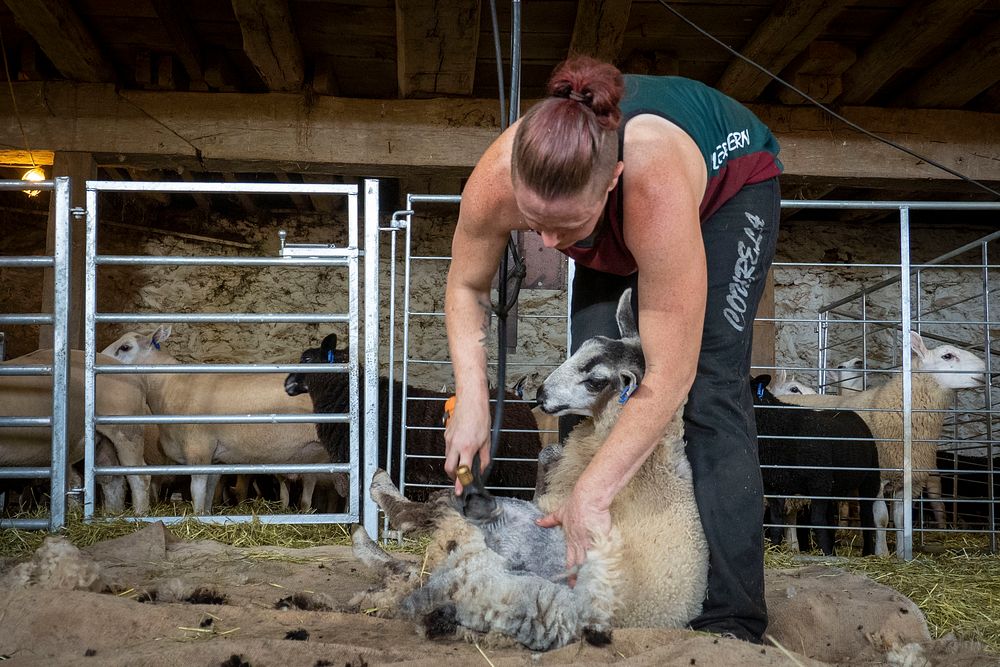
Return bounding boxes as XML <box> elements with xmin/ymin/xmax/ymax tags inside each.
<box><xmin>656</xmin><ymin>0</ymin><xmax>1000</xmax><ymax>200</ymax></box>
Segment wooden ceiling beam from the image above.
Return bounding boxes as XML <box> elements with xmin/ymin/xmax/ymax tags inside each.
<box><xmin>275</xmin><ymin>172</ymin><xmax>313</xmax><ymax>212</ymax></box>
<box><xmin>3</xmin><ymin>0</ymin><xmax>114</xmax><ymax>82</ymax></box>
<box><xmin>776</xmin><ymin>41</ymin><xmax>856</xmax><ymax>105</ymax></box>
<box><xmin>179</xmin><ymin>170</ymin><xmax>212</xmax><ymax>212</ymax></box>
<box><xmin>568</xmin><ymin>0</ymin><xmax>632</xmax><ymax>63</ymax></box>
<box><xmin>222</xmin><ymin>172</ymin><xmax>258</xmax><ymax>214</ymax></box>
<box><xmin>149</xmin><ymin>0</ymin><xmax>207</xmax><ymax>89</ymax></box>
<box><xmin>895</xmin><ymin>20</ymin><xmax>1000</xmax><ymax>109</ymax></box>
<box><xmin>230</xmin><ymin>0</ymin><xmax>305</xmax><ymax>92</ymax></box>
<box><xmin>1</xmin><ymin>83</ymin><xmax>998</xmax><ymax>187</ymax></box>
<box><xmin>716</xmin><ymin>0</ymin><xmax>850</xmax><ymax>101</ymax></box>
<box><xmin>395</xmin><ymin>0</ymin><xmax>481</xmax><ymax>98</ymax></box>
<box><xmin>837</xmin><ymin>0</ymin><xmax>987</xmax><ymax>105</ymax></box>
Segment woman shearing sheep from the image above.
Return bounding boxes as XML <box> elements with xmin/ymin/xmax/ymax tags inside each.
<box><xmin>444</xmin><ymin>55</ymin><xmax>781</xmax><ymax>643</ymax></box>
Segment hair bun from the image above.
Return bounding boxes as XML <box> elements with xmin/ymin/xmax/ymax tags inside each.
<box><xmin>546</xmin><ymin>56</ymin><xmax>624</xmax><ymax>130</ymax></box>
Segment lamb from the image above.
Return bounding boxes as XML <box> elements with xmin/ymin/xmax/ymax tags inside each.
<box><xmin>752</xmin><ymin>374</ymin><xmax>881</xmax><ymax>556</ymax></box>
<box><xmin>350</xmin><ymin>289</ymin><xmax>707</xmax><ymax>648</ymax></box>
<box><xmin>101</xmin><ymin>326</ymin><xmax>331</xmax><ymax>514</ymax></box>
<box><xmin>284</xmin><ymin>333</ymin><xmax>542</xmax><ymax>502</ymax></box>
<box><xmin>0</xmin><ymin>349</ymin><xmax>150</xmax><ymax>514</ymax></box>
<box><xmin>784</xmin><ymin>332</ymin><xmax>986</xmax><ymax>557</ymax></box>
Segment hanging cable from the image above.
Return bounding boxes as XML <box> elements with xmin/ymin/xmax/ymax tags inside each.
<box><xmin>0</xmin><ymin>23</ymin><xmax>38</xmax><ymax>170</ymax></box>
<box><xmin>656</xmin><ymin>0</ymin><xmax>1000</xmax><ymax>200</ymax></box>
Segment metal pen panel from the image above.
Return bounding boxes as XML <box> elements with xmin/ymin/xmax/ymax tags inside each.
<box><xmin>899</xmin><ymin>207</ymin><xmax>914</xmax><ymax>561</ymax></box>
<box><xmin>362</xmin><ymin>179</ymin><xmax>380</xmax><ymax>538</ymax></box>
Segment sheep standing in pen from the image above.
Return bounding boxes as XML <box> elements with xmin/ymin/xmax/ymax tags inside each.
<box><xmin>351</xmin><ymin>289</ymin><xmax>707</xmax><ymax>649</ymax></box>
<box><xmin>784</xmin><ymin>332</ymin><xmax>986</xmax><ymax>558</ymax></box>
<box><xmin>752</xmin><ymin>374</ymin><xmax>881</xmax><ymax>556</ymax></box>
<box><xmin>832</xmin><ymin>357</ymin><xmax>865</xmax><ymax>393</ymax></box>
<box><xmin>0</xmin><ymin>349</ymin><xmax>150</xmax><ymax>513</ymax></box>
<box><xmin>102</xmin><ymin>326</ymin><xmax>331</xmax><ymax>514</ymax></box>
<box><xmin>284</xmin><ymin>333</ymin><xmax>542</xmax><ymax>502</ymax></box>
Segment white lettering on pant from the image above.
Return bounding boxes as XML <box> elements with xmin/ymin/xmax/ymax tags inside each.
<box><xmin>723</xmin><ymin>212</ymin><xmax>765</xmax><ymax>332</ymax></box>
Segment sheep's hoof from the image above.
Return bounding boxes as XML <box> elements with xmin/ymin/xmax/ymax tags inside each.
<box><xmin>422</xmin><ymin>603</ymin><xmax>459</xmax><ymax>639</ymax></box>
<box><xmin>370</xmin><ymin>469</ymin><xmax>402</xmax><ymax>501</ymax></box>
<box><xmin>582</xmin><ymin>626</ymin><xmax>613</xmax><ymax>647</ymax></box>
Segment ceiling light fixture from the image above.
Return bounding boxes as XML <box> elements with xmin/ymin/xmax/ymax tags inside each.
<box><xmin>21</xmin><ymin>166</ymin><xmax>45</xmax><ymax>197</ymax></box>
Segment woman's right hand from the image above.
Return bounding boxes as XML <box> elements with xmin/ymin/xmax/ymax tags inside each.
<box><xmin>444</xmin><ymin>394</ymin><xmax>492</xmax><ymax>494</ymax></box>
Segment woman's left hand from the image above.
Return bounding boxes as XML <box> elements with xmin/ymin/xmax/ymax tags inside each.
<box><xmin>536</xmin><ymin>487</ymin><xmax>612</xmax><ymax>587</ymax></box>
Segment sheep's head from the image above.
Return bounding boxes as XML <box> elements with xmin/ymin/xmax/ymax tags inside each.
<box><xmin>284</xmin><ymin>332</ymin><xmax>345</xmax><ymax>396</ymax></box>
<box><xmin>101</xmin><ymin>325</ymin><xmax>172</xmax><ymax>364</ymax></box>
<box><xmin>536</xmin><ymin>289</ymin><xmax>643</xmax><ymax>417</ymax></box>
<box><xmin>770</xmin><ymin>369</ymin><xmax>816</xmax><ymax>396</ymax></box>
<box><xmin>910</xmin><ymin>332</ymin><xmax>987</xmax><ymax>390</ymax></box>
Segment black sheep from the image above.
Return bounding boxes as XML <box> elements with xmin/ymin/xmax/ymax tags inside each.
<box><xmin>751</xmin><ymin>375</ymin><xmax>881</xmax><ymax>556</ymax></box>
<box><xmin>285</xmin><ymin>334</ymin><xmax>542</xmax><ymax>502</ymax></box>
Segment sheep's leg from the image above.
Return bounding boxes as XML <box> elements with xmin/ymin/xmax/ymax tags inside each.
<box><xmin>873</xmin><ymin>496</ymin><xmax>889</xmax><ymax>556</ymax></box>
<box><xmin>858</xmin><ymin>497</ymin><xmax>877</xmax><ymax>556</ymax></box>
<box><xmin>925</xmin><ymin>474</ymin><xmax>947</xmax><ymax>530</ymax></box>
<box><xmin>809</xmin><ymin>500</ymin><xmax>835</xmax><ymax>555</ymax></box>
<box><xmin>94</xmin><ymin>437</ymin><xmax>126</xmax><ymax>514</ymax></box>
<box><xmin>532</xmin><ymin>444</ymin><xmax>563</xmax><ymax>503</ymax></box>
<box><xmin>350</xmin><ymin>525</ymin><xmax>416</xmax><ymax>576</ymax></box>
<box><xmin>99</xmin><ymin>429</ymin><xmax>151</xmax><ymax>514</ymax></box>
<box><xmin>782</xmin><ymin>503</ymin><xmax>801</xmax><ymax>552</ymax></box>
<box><xmin>232</xmin><ymin>474</ymin><xmax>251</xmax><ymax>503</ymax></box>
<box><xmin>278</xmin><ymin>476</ymin><xmax>291</xmax><ymax>508</ymax></box>
<box><xmin>371</xmin><ymin>469</ymin><xmax>441</xmax><ymax>535</ymax></box>
<box><xmin>299</xmin><ymin>474</ymin><xmax>317</xmax><ymax>512</ymax></box>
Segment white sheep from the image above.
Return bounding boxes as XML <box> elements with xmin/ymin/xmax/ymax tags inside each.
<box><xmin>785</xmin><ymin>332</ymin><xmax>986</xmax><ymax>557</ymax></box>
<box><xmin>352</xmin><ymin>289</ymin><xmax>707</xmax><ymax>648</ymax></box>
<box><xmin>832</xmin><ymin>357</ymin><xmax>865</xmax><ymax>393</ymax></box>
<box><xmin>1</xmin><ymin>349</ymin><xmax>150</xmax><ymax>514</ymax></box>
<box><xmin>770</xmin><ymin>368</ymin><xmax>817</xmax><ymax>396</ymax></box>
<box><xmin>101</xmin><ymin>325</ymin><xmax>330</xmax><ymax>514</ymax></box>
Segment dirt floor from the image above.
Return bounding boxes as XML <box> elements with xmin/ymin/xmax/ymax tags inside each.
<box><xmin>0</xmin><ymin>523</ymin><xmax>996</xmax><ymax>666</ymax></box>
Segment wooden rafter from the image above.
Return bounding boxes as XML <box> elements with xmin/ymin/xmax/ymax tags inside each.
<box><xmin>4</xmin><ymin>0</ymin><xmax>114</xmax><ymax>82</ymax></box>
<box><xmin>776</xmin><ymin>41</ymin><xmax>856</xmax><ymax>105</ymax></box>
<box><xmin>222</xmin><ymin>172</ymin><xmax>258</xmax><ymax>214</ymax></box>
<box><xmin>180</xmin><ymin>170</ymin><xmax>211</xmax><ymax>212</ymax></box>
<box><xmin>895</xmin><ymin>20</ymin><xmax>1000</xmax><ymax>109</ymax></box>
<box><xmin>395</xmin><ymin>0</ymin><xmax>481</xmax><ymax>98</ymax></box>
<box><xmin>0</xmin><ymin>83</ymin><xmax>997</xmax><ymax>187</ymax></box>
<box><xmin>300</xmin><ymin>174</ymin><xmax>339</xmax><ymax>214</ymax></box>
<box><xmin>838</xmin><ymin>0</ymin><xmax>987</xmax><ymax>105</ymax></box>
<box><xmin>230</xmin><ymin>0</ymin><xmax>304</xmax><ymax>92</ymax></box>
<box><xmin>149</xmin><ymin>0</ymin><xmax>207</xmax><ymax>88</ymax></box>
<box><xmin>568</xmin><ymin>0</ymin><xmax>632</xmax><ymax>63</ymax></box>
<box><xmin>275</xmin><ymin>172</ymin><xmax>313</xmax><ymax>212</ymax></box>
<box><xmin>716</xmin><ymin>0</ymin><xmax>850</xmax><ymax>101</ymax></box>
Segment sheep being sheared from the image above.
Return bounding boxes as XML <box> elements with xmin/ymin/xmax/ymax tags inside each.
<box><xmin>352</xmin><ymin>289</ymin><xmax>707</xmax><ymax>649</ymax></box>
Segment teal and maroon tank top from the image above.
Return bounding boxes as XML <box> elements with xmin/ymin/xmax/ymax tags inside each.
<box><xmin>563</xmin><ymin>75</ymin><xmax>783</xmax><ymax>276</ymax></box>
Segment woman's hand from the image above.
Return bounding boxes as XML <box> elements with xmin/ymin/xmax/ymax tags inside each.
<box><xmin>536</xmin><ymin>485</ymin><xmax>612</xmax><ymax>586</ymax></box>
<box><xmin>443</xmin><ymin>396</ymin><xmax>492</xmax><ymax>494</ymax></box>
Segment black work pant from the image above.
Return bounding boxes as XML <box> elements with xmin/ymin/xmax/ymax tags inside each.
<box><xmin>561</xmin><ymin>177</ymin><xmax>780</xmax><ymax>642</ymax></box>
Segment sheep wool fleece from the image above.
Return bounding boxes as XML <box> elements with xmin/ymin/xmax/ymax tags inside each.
<box><xmin>564</xmin><ymin>178</ymin><xmax>780</xmax><ymax>642</ymax></box>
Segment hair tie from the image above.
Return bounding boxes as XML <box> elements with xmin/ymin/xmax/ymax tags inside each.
<box><xmin>568</xmin><ymin>90</ymin><xmax>593</xmax><ymax>107</ymax></box>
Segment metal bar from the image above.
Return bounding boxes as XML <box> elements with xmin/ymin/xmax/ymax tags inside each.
<box><xmin>95</xmin><ymin>313</ymin><xmax>349</xmax><ymax>324</ymax></box>
<box><xmin>508</xmin><ymin>0</ymin><xmax>521</xmax><ymax>127</ymax></box>
<box><xmin>96</xmin><ymin>463</ymin><xmax>350</xmax><ymax>475</ymax></box>
<box><xmin>780</xmin><ymin>200</ymin><xmax>1000</xmax><ymax>211</ymax></box>
<box><xmin>0</xmin><ymin>518</ymin><xmax>51</xmax><ymax>529</ymax></box>
<box><xmin>0</xmin><ymin>257</ymin><xmax>55</xmax><ymax>268</ymax></box>
<box><xmin>0</xmin><ymin>467</ymin><xmax>53</xmax><ymax>478</ymax></box>
<box><xmin>362</xmin><ymin>179</ymin><xmax>381</xmax><ymax>538</ymax></box>
<box><xmin>94</xmin><ymin>362</ymin><xmax>349</xmax><ymax>375</ymax></box>
<box><xmin>0</xmin><ymin>417</ymin><xmax>53</xmax><ymax>427</ymax></box>
<box><xmin>0</xmin><ymin>315</ymin><xmax>54</xmax><ymax>325</ymax></box>
<box><xmin>48</xmin><ymin>176</ymin><xmax>71</xmax><ymax>532</ymax></box>
<box><xmin>982</xmin><ymin>239</ymin><xmax>996</xmax><ymax>553</ymax></box>
<box><xmin>97</xmin><ymin>256</ymin><xmax>352</xmax><ymax>266</ymax></box>
<box><xmin>96</xmin><ymin>513</ymin><xmax>358</xmax><ymax>526</ymax></box>
<box><xmin>84</xmin><ymin>185</ymin><xmax>99</xmax><ymax>520</ymax></box>
<box><xmin>399</xmin><ymin>197</ymin><xmax>415</xmax><ymax>498</ymax></box>
<box><xmin>900</xmin><ymin>208</ymin><xmax>914</xmax><ymax>561</ymax></box>
<box><xmin>0</xmin><ymin>364</ymin><xmax>53</xmax><ymax>375</ymax></box>
<box><xmin>86</xmin><ymin>181</ymin><xmax>359</xmax><ymax>195</ymax></box>
<box><xmin>0</xmin><ymin>179</ymin><xmax>56</xmax><ymax>191</ymax></box>
<box><xmin>97</xmin><ymin>413</ymin><xmax>349</xmax><ymax>425</ymax></box>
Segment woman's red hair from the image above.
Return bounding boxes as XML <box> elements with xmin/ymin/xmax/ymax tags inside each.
<box><xmin>512</xmin><ymin>56</ymin><xmax>625</xmax><ymax>199</ymax></box>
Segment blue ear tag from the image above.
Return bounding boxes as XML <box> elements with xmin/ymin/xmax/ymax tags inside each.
<box><xmin>152</xmin><ymin>339</ymin><xmax>160</xmax><ymax>350</ymax></box>
<box><xmin>755</xmin><ymin>383</ymin><xmax>765</xmax><ymax>399</ymax></box>
<box><xmin>326</xmin><ymin>349</ymin><xmax>334</xmax><ymax>363</ymax></box>
<box><xmin>619</xmin><ymin>383</ymin><xmax>635</xmax><ymax>405</ymax></box>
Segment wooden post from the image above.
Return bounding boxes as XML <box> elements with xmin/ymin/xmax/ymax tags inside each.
<box><xmin>750</xmin><ymin>268</ymin><xmax>776</xmax><ymax>376</ymax></box>
<box><xmin>39</xmin><ymin>152</ymin><xmax>95</xmax><ymax>350</ymax></box>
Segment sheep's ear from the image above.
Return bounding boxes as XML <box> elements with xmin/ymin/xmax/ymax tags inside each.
<box><xmin>775</xmin><ymin>369</ymin><xmax>787</xmax><ymax>385</ymax></box>
<box><xmin>511</xmin><ymin>375</ymin><xmax>528</xmax><ymax>399</ymax></box>
<box><xmin>320</xmin><ymin>333</ymin><xmax>338</xmax><ymax>354</ymax></box>
<box><xmin>909</xmin><ymin>331</ymin><xmax>930</xmax><ymax>364</ymax></box>
<box><xmin>616</xmin><ymin>288</ymin><xmax>638</xmax><ymax>339</ymax></box>
<box><xmin>151</xmin><ymin>325</ymin><xmax>171</xmax><ymax>349</ymax></box>
<box><xmin>619</xmin><ymin>369</ymin><xmax>638</xmax><ymax>394</ymax></box>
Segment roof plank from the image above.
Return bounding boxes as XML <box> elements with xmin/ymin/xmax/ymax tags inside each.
<box><xmin>895</xmin><ymin>19</ymin><xmax>1000</xmax><ymax>108</ymax></box>
<box><xmin>716</xmin><ymin>0</ymin><xmax>850</xmax><ymax>101</ymax></box>
<box><xmin>568</xmin><ymin>0</ymin><xmax>632</xmax><ymax>63</ymax></box>
<box><xmin>837</xmin><ymin>0</ymin><xmax>987</xmax><ymax>105</ymax></box>
<box><xmin>4</xmin><ymin>0</ymin><xmax>115</xmax><ymax>82</ymax></box>
<box><xmin>149</xmin><ymin>0</ymin><xmax>207</xmax><ymax>87</ymax></box>
<box><xmin>231</xmin><ymin>0</ymin><xmax>305</xmax><ymax>92</ymax></box>
<box><xmin>0</xmin><ymin>83</ymin><xmax>997</xmax><ymax>188</ymax></box>
<box><xmin>395</xmin><ymin>0</ymin><xmax>481</xmax><ymax>98</ymax></box>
